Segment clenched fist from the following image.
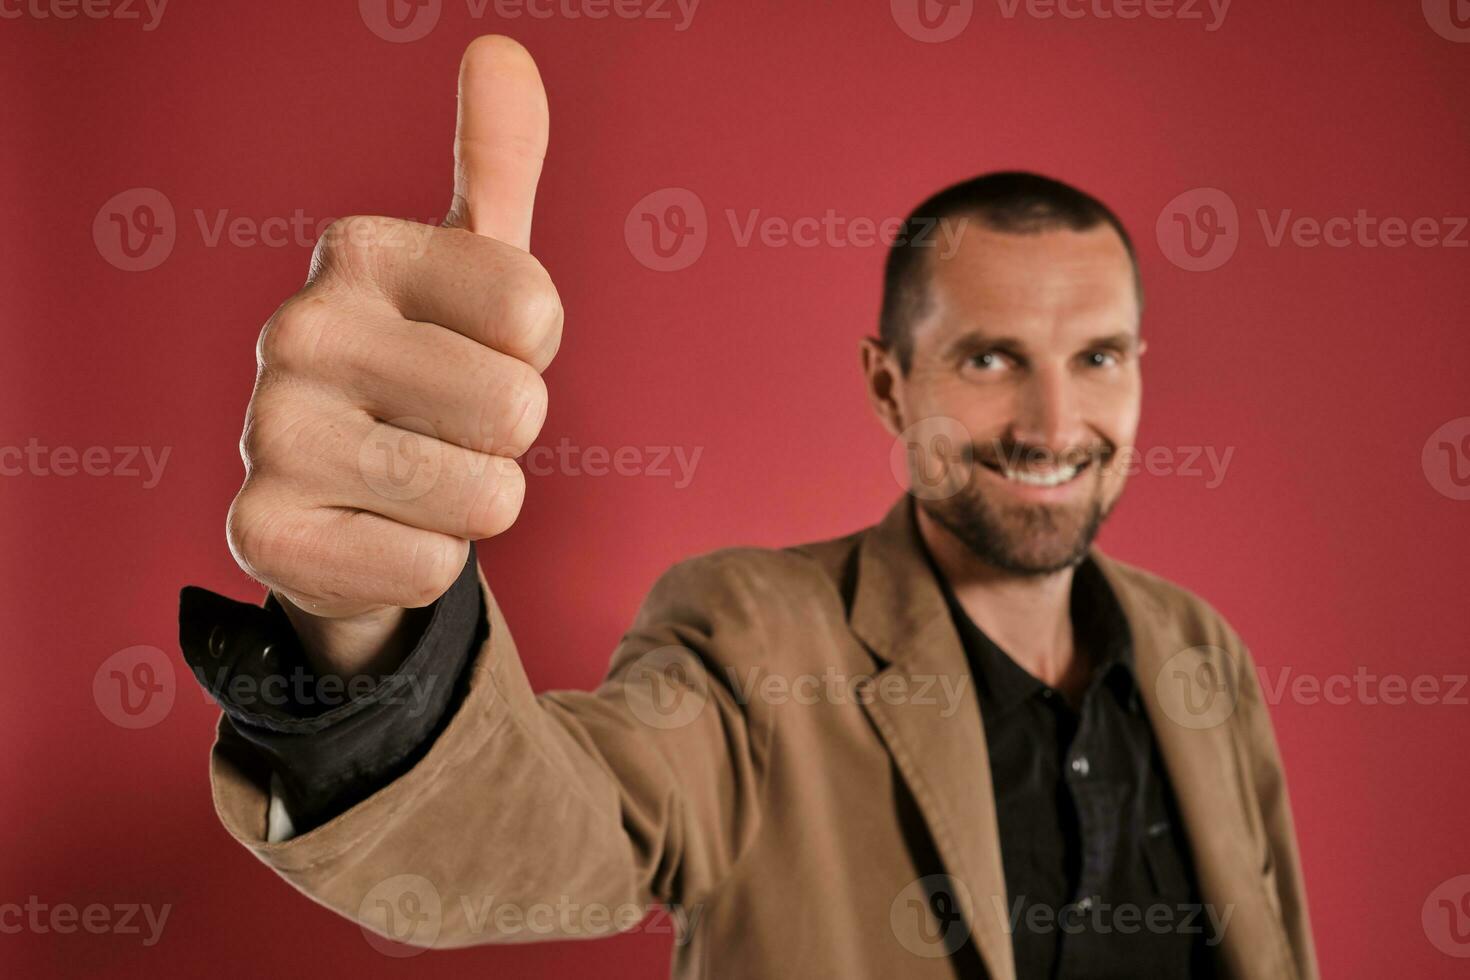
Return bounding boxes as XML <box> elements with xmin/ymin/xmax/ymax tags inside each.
<box><xmin>226</xmin><ymin>36</ymin><xmax>560</xmax><ymax>676</ymax></box>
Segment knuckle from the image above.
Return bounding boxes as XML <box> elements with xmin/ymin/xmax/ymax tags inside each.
<box><xmin>257</xmin><ymin>293</ymin><xmax>331</xmax><ymax>375</ymax></box>
<box><xmin>226</xmin><ymin>486</ymin><xmax>294</xmax><ymax>583</ymax></box>
<box><xmin>460</xmin><ymin>458</ymin><xmax>525</xmax><ymax>540</ymax></box>
<box><xmin>312</xmin><ymin>214</ymin><xmax>397</xmax><ymax>283</ymax></box>
<box><xmin>406</xmin><ymin>535</ymin><xmax>469</xmax><ymax>607</ymax></box>
<box><xmin>238</xmin><ymin>401</ymin><xmax>303</xmax><ymax>473</ymax></box>
<box><xmin>496</xmin><ymin>256</ymin><xmax>563</xmax><ymax>366</ymax></box>
<box><xmin>241</xmin><ymin>398</ymin><xmax>352</xmax><ymax>480</ymax></box>
<box><xmin>478</xmin><ymin>362</ymin><xmax>546</xmax><ymax>454</ymax></box>
<box><xmin>238</xmin><ymin>408</ymin><xmax>265</xmax><ymax>471</ymax></box>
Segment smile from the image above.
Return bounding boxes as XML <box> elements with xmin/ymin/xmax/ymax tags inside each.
<box><xmin>979</xmin><ymin>458</ymin><xmax>1092</xmax><ymax>488</ymax></box>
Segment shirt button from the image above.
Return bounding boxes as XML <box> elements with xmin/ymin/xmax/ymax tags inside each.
<box><xmin>208</xmin><ymin>624</ymin><xmax>228</xmax><ymax>659</ymax></box>
<box><xmin>1070</xmin><ymin>756</ymin><xmax>1091</xmax><ymax>777</ymax></box>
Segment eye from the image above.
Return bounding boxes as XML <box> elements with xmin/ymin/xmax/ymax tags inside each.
<box><xmin>1083</xmin><ymin>349</ymin><xmax>1119</xmax><ymax>368</ymax></box>
<box><xmin>969</xmin><ymin>350</ymin><xmax>1011</xmax><ymax>371</ymax></box>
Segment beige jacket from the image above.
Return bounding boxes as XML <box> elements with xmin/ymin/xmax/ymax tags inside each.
<box><xmin>207</xmin><ymin>496</ymin><xmax>1317</xmax><ymax>979</ymax></box>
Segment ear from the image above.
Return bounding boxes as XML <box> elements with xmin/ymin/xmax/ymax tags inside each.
<box><xmin>859</xmin><ymin>336</ymin><xmax>905</xmax><ymax>438</ymax></box>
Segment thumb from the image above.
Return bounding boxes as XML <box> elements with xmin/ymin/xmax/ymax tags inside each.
<box><xmin>443</xmin><ymin>35</ymin><xmax>548</xmax><ymax>250</ymax></box>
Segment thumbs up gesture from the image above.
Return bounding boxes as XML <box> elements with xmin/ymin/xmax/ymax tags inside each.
<box><xmin>227</xmin><ymin>37</ymin><xmax>561</xmax><ymax>675</ymax></box>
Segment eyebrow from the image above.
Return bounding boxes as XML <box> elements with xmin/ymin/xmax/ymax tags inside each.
<box><xmin>943</xmin><ymin>329</ymin><xmax>1140</xmax><ymax>358</ymax></box>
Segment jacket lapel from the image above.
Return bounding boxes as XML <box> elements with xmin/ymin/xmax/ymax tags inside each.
<box><xmin>850</xmin><ymin>497</ymin><xmax>1017</xmax><ymax>980</ymax></box>
<box><xmin>1095</xmin><ymin>555</ymin><xmax>1290</xmax><ymax>979</ymax></box>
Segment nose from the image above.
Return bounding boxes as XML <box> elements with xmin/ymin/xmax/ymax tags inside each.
<box><xmin>1010</xmin><ymin>367</ymin><xmax>1088</xmax><ymax>460</ymax></box>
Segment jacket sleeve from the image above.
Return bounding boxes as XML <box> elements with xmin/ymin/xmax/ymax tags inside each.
<box><xmin>181</xmin><ymin>544</ymin><xmax>484</xmax><ymax>836</ymax></box>
<box><xmin>1231</xmin><ymin>639</ymin><xmax>1319</xmax><ymax>980</ymax></box>
<box><xmin>206</xmin><ymin>551</ymin><xmax>773</xmax><ymax>949</ymax></box>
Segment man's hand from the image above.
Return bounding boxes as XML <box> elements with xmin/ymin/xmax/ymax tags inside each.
<box><xmin>225</xmin><ymin>36</ymin><xmax>559</xmax><ymax>677</ymax></box>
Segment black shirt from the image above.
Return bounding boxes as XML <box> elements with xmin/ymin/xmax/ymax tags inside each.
<box><xmin>935</xmin><ymin>556</ymin><xmax>1217</xmax><ymax>980</ymax></box>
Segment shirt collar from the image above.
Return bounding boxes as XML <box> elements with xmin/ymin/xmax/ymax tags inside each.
<box><xmin>930</xmin><ymin>551</ymin><xmax>1141</xmax><ymax>717</ymax></box>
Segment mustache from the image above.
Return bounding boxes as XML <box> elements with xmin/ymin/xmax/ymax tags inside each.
<box><xmin>965</xmin><ymin>438</ymin><xmax>1116</xmax><ymax>470</ymax></box>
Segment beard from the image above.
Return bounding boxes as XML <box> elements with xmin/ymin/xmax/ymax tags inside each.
<box><xmin>916</xmin><ymin>441</ymin><xmax>1122</xmax><ymax>576</ymax></box>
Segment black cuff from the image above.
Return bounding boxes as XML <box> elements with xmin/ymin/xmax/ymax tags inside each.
<box><xmin>178</xmin><ymin>544</ymin><xmax>485</xmax><ymax>831</ymax></box>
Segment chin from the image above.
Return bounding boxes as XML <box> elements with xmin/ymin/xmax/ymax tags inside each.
<box><xmin>923</xmin><ymin>490</ymin><xmax>1114</xmax><ymax>576</ymax></box>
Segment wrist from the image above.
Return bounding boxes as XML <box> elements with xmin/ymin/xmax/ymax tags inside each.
<box><xmin>275</xmin><ymin>598</ymin><xmax>432</xmax><ymax>681</ymax></box>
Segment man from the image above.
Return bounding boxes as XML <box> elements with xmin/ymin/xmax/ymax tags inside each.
<box><xmin>180</xmin><ymin>36</ymin><xmax>1316</xmax><ymax>980</ymax></box>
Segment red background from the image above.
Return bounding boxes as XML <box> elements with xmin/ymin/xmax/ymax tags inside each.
<box><xmin>3</xmin><ymin>1</ymin><xmax>1468</xmax><ymax>976</ymax></box>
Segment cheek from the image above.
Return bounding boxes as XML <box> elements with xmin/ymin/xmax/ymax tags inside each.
<box><xmin>905</xmin><ymin>373</ymin><xmax>1014</xmax><ymax>436</ymax></box>
<box><xmin>1083</xmin><ymin>376</ymin><xmax>1142</xmax><ymax>448</ymax></box>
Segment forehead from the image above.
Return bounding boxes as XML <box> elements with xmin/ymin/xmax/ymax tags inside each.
<box><xmin>917</xmin><ymin>222</ymin><xmax>1139</xmax><ymax>345</ymax></box>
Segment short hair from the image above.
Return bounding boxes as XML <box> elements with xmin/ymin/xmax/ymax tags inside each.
<box><xmin>878</xmin><ymin>171</ymin><xmax>1143</xmax><ymax>372</ymax></box>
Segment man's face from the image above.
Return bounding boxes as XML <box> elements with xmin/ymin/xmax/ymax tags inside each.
<box><xmin>870</xmin><ymin>221</ymin><xmax>1144</xmax><ymax>574</ymax></box>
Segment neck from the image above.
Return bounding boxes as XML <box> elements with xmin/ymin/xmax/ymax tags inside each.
<box><xmin>915</xmin><ymin>503</ymin><xmax>1090</xmax><ymax>701</ymax></box>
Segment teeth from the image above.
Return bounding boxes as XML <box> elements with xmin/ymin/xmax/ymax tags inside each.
<box><xmin>1000</xmin><ymin>463</ymin><xmax>1079</xmax><ymax>487</ymax></box>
